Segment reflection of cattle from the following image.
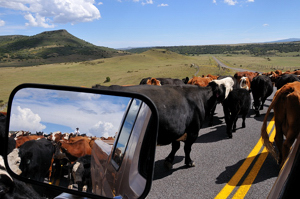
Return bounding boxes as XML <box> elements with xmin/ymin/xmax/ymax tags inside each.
<box><xmin>69</xmin><ymin>155</ymin><xmax>92</xmax><ymax>193</ymax></box>
<box><xmin>92</xmin><ymin>81</ymin><xmax>232</xmax><ymax>169</ymax></box>
<box><xmin>15</xmin><ymin>135</ymin><xmax>44</xmax><ymax>148</ymax></box>
<box><xmin>261</xmin><ymin>81</ymin><xmax>300</xmax><ymax>168</ymax></box>
<box><xmin>57</xmin><ymin>138</ymin><xmax>92</xmax><ymax>162</ymax></box>
<box><xmin>222</xmin><ymin>89</ymin><xmax>251</xmax><ymax>138</ymax></box>
<box><xmin>275</xmin><ymin>74</ymin><xmax>300</xmax><ymax>90</ymax></box>
<box><xmin>139</xmin><ymin>77</ymin><xmax>185</xmax><ymax>85</ymax></box>
<box><xmin>0</xmin><ymin>155</ymin><xmax>43</xmax><ymax>199</ymax></box>
<box><xmin>251</xmin><ymin>75</ymin><xmax>273</xmax><ymax>116</ymax></box>
<box><xmin>18</xmin><ymin>138</ymin><xmax>55</xmax><ymax>182</ymax></box>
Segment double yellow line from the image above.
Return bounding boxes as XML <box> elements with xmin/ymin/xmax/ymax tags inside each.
<box><xmin>215</xmin><ymin>117</ymin><xmax>275</xmax><ymax>199</ymax></box>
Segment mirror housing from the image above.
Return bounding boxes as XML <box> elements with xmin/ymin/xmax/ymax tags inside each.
<box><xmin>3</xmin><ymin>83</ymin><xmax>158</xmax><ymax>199</ymax></box>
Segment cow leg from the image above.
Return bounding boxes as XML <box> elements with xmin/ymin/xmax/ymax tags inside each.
<box><xmin>281</xmin><ymin>130</ymin><xmax>298</xmax><ymax>168</ymax></box>
<box><xmin>242</xmin><ymin>113</ymin><xmax>246</xmax><ymax>128</ymax></box>
<box><xmin>184</xmin><ymin>134</ymin><xmax>197</xmax><ymax>167</ymax></box>
<box><xmin>208</xmin><ymin>103</ymin><xmax>217</xmax><ymax>126</ymax></box>
<box><xmin>164</xmin><ymin>141</ymin><xmax>180</xmax><ymax>170</ymax></box>
<box><xmin>260</xmin><ymin>98</ymin><xmax>266</xmax><ymax>110</ymax></box>
<box><xmin>274</xmin><ymin>127</ymin><xmax>283</xmax><ymax>166</ymax></box>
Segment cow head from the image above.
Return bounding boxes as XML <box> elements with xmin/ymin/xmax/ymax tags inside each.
<box><xmin>7</xmin><ymin>148</ymin><xmax>22</xmax><ymax>175</ymax></box>
<box><xmin>208</xmin><ymin>77</ymin><xmax>234</xmax><ymax>103</ymax></box>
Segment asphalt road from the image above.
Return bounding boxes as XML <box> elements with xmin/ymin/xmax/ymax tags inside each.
<box><xmin>212</xmin><ymin>56</ymin><xmax>263</xmax><ymax>73</ymax></box>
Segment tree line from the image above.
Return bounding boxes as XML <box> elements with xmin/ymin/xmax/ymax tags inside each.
<box><xmin>127</xmin><ymin>42</ymin><xmax>300</xmax><ymax>56</ymax></box>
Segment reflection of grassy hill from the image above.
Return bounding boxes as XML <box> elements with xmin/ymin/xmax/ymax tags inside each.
<box><xmin>0</xmin><ymin>29</ymin><xmax>127</xmax><ymax>67</ymax></box>
<box><xmin>0</xmin><ymin>49</ymin><xmax>231</xmax><ymax>106</ymax></box>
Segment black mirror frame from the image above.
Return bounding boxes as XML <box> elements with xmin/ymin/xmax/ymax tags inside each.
<box><xmin>3</xmin><ymin>83</ymin><xmax>159</xmax><ymax>199</ymax></box>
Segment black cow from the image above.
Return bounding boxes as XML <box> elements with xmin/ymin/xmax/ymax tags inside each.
<box><xmin>18</xmin><ymin>138</ymin><xmax>55</xmax><ymax>182</ymax></box>
<box><xmin>222</xmin><ymin>88</ymin><xmax>251</xmax><ymax>138</ymax></box>
<box><xmin>139</xmin><ymin>77</ymin><xmax>185</xmax><ymax>85</ymax></box>
<box><xmin>93</xmin><ymin>81</ymin><xmax>231</xmax><ymax>169</ymax></box>
<box><xmin>251</xmin><ymin>75</ymin><xmax>273</xmax><ymax>116</ymax></box>
<box><xmin>69</xmin><ymin>155</ymin><xmax>92</xmax><ymax>192</ymax></box>
<box><xmin>275</xmin><ymin>74</ymin><xmax>300</xmax><ymax>90</ymax></box>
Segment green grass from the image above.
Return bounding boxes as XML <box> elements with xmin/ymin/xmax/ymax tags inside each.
<box><xmin>0</xmin><ymin>49</ymin><xmax>229</xmax><ymax>106</ymax></box>
<box><xmin>215</xmin><ymin>53</ymin><xmax>300</xmax><ymax>72</ymax></box>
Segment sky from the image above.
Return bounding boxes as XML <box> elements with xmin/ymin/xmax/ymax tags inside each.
<box><xmin>0</xmin><ymin>0</ymin><xmax>299</xmax><ymax>49</ymax></box>
<box><xmin>9</xmin><ymin>87</ymin><xmax>133</xmax><ymax>138</ymax></box>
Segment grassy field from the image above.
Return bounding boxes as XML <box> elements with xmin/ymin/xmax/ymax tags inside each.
<box><xmin>1</xmin><ymin>49</ymin><xmax>299</xmax><ymax>110</ymax></box>
<box><xmin>0</xmin><ymin>49</ymin><xmax>231</xmax><ymax>107</ymax></box>
<box><xmin>214</xmin><ymin>53</ymin><xmax>300</xmax><ymax>72</ymax></box>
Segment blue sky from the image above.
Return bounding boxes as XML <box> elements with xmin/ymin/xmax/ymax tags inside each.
<box><xmin>10</xmin><ymin>88</ymin><xmax>131</xmax><ymax>137</ymax></box>
<box><xmin>0</xmin><ymin>0</ymin><xmax>299</xmax><ymax>48</ymax></box>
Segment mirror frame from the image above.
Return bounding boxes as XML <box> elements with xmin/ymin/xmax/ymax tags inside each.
<box><xmin>3</xmin><ymin>83</ymin><xmax>159</xmax><ymax>199</ymax></box>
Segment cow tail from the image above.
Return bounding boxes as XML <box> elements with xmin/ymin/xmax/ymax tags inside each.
<box><xmin>261</xmin><ymin>90</ymin><xmax>279</xmax><ymax>161</ymax></box>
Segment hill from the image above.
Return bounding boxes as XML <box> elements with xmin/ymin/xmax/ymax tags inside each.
<box><xmin>0</xmin><ymin>29</ymin><xmax>128</xmax><ymax>67</ymax></box>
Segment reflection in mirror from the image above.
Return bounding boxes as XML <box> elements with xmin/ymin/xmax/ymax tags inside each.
<box><xmin>6</xmin><ymin>87</ymin><xmax>149</xmax><ymax>198</ymax></box>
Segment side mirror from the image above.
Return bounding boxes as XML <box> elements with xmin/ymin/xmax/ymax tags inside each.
<box><xmin>3</xmin><ymin>84</ymin><xmax>158</xmax><ymax>199</ymax></box>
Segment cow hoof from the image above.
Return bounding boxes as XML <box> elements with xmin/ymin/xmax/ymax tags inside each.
<box><xmin>232</xmin><ymin>129</ymin><xmax>236</xmax><ymax>133</ymax></box>
<box><xmin>185</xmin><ymin>161</ymin><xmax>195</xmax><ymax>167</ymax></box>
<box><xmin>227</xmin><ymin>134</ymin><xmax>232</xmax><ymax>139</ymax></box>
<box><xmin>242</xmin><ymin>124</ymin><xmax>246</xmax><ymax>128</ymax></box>
<box><xmin>164</xmin><ymin>160</ymin><xmax>173</xmax><ymax>170</ymax></box>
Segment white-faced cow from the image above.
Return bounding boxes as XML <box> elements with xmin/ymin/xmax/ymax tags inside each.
<box><xmin>92</xmin><ymin>81</ymin><xmax>232</xmax><ymax>170</ymax></box>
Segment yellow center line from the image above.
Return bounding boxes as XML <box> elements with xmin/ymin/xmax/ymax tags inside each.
<box><xmin>214</xmin><ymin>117</ymin><xmax>275</xmax><ymax>199</ymax></box>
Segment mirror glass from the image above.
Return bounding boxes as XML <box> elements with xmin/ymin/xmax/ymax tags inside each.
<box><xmin>6</xmin><ymin>87</ymin><xmax>150</xmax><ymax>198</ymax></box>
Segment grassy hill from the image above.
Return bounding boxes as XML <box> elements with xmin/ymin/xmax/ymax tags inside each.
<box><xmin>0</xmin><ymin>49</ymin><xmax>233</xmax><ymax>109</ymax></box>
<box><xmin>0</xmin><ymin>29</ymin><xmax>127</xmax><ymax>67</ymax></box>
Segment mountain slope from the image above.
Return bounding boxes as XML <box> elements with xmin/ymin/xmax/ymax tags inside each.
<box><xmin>0</xmin><ymin>29</ymin><xmax>126</xmax><ymax>67</ymax></box>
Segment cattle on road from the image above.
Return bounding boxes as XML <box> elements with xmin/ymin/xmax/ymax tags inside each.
<box><xmin>251</xmin><ymin>75</ymin><xmax>273</xmax><ymax>116</ymax></box>
<box><xmin>92</xmin><ymin>82</ymin><xmax>232</xmax><ymax>169</ymax></box>
<box><xmin>261</xmin><ymin>81</ymin><xmax>300</xmax><ymax>168</ymax></box>
<box><xmin>222</xmin><ymin>88</ymin><xmax>251</xmax><ymax>138</ymax></box>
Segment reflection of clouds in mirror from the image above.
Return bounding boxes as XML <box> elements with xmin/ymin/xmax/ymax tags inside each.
<box><xmin>10</xmin><ymin>88</ymin><xmax>131</xmax><ymax>138</ymax></box>
<box><xmin>10</xmin><ymin>106</ymin><xmax>46</xmax><ymax>132</ymax></box>
<box><xmin>89</xmin><ymin>121</ymin><xmax>114</xmax><ymax>138</ymax></box>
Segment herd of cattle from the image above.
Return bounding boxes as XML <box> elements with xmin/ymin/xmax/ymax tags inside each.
<box><xmin>0</xmin><ymin>68</ymin><xmax>300</xmax><ymax>198</ymax></box>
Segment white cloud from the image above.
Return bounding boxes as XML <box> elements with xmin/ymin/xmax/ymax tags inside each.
<box><xmin>89</xmin><ymin>121</ymin><xmax>114</xmax><ymax>138</ymax></box>
<box><xmin>263</xmin><ymin>24</ymin><xmax>269</xmax><ymax>27</ymax></box>
<box><xmin>247</xmin><ymin>0</ymin><xmax>254</xmax><ymax>2</ymax></box>
<box><xmin>10</xmin><ymin>106</ymin><xmax>46</xmax><ymax>132</ymax></box>
<box><xmin>158</xmin><ymin>3</ymin><xmax>168</xmax><ymax>7</ymax></box>
<box><xmin>142</xmin><ymin>0</ymin><xmax>153</xmax><ymax>5</ymax></box>
<box><xmin>213</xmin><ymin>0</ymin><xmax>217</xmax><ymax>4</ymax></box>
<box><xmin>0</xmin><ymin>0</ymin><xmax>101</xmax><ymax>27</ymax></box>
<box><xmin>98</xmin><ymin>2</ymin><xmax>103</xmax><ymax>5</ymax></box>
<box><xmin>0</xmin><ymin>19</ymin><xmax>5</xmax><ymax>26</ymax></box>
<box><xmin>224</xmin><ymin>0</ymin><xmax>238</xmax><ymax>5</ymax></box>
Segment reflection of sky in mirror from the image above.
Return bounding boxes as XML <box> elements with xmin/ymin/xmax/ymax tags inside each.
<box><xmin>9</xmin><ymin>88</ymin><xmax>131</xmax><ymax>138</ymax></box>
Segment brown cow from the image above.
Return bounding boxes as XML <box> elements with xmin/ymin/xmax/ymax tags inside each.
<box><xmin>203</xmin><ymin>74</ymin><xmax>219</xmax><ymax>80</ymax></box>
<box><xmin>187</xmin><ymin>76</ymin><xmax>213</xmax><ymax>87</ymax></box>
<box><xmin>234</xmin><ymin>71</ymin><xmax>259</xmax><ymax>82</ymax></box>
<box><xmin>146</xmin><ymin>78</ymin><xmax>161</xmax><ymax>86</ymax></box>
<box><xmin>15</xmin><ymin>135</ymin><xmax>44</xmax><ymax>148</ymax></box>
<box><xmin>58</xmin><ymin>138</ymin><xmax>92</xmax><ymax>162</ymax></box>
<box><xmin>261</xmin><ymin>81</ymin><xmax>300</xmax><ymax>168</ymax></box>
